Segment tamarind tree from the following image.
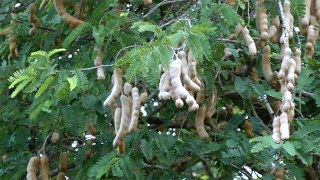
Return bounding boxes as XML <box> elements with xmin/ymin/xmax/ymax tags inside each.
<box><xmin>1</xmin><ymin>0</ymin><xmax>320</xmax><ymax>179</ymax></box>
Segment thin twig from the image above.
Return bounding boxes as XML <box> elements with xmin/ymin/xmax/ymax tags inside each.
<box><xmin>114</xmin><ymin>45</ymin><xmax>140</xmax><ymax>62</ymax></box>
<box><xmin>79</xmin><ymin>64</ymin><xmax>115</xmax><ymax>71</ymax></box>
<box><xmin>142</xmin><ymin>162</ymin><xmax>167</xmax><ymax>169</ymax></box>
<box><xmin>37</xmin><ymin>132</ymin><xmax>53</xmax><ymax>156</ymax></box>
<box><xmin>261</xmin><ymin>95</ymin><xmax>275</xmax><ymax>118</ymax></box>
<box><xmin>142</xmin><ymin>0</ymin><xmax>187</xmax><ymax>20</ymax></box>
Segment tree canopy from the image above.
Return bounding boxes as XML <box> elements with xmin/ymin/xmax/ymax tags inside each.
<box><xmin>0</xmin><ymin>0</ymin><xmax>320</xmax><ymax>179</ymax></box>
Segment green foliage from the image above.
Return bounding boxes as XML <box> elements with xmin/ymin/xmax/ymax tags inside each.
<box><xmin>0</xmin><ymin>0</ymin><xmax>320</xmax><ymax>179</ymax></box>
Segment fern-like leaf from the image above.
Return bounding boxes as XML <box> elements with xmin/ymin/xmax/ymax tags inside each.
<box><xmin>88</xmin><ymin>151</ymin><xmax>119</xmax><ymax>179</ymax></box>
<box><xmin>132</xmin><ymin>22</ymin><xmax>164</xmax><ymax>38</ymax></box>
<box><xmin>35</xmin><ymin>75</ymin><xmax>55</xmax><ymax>98</ymax></box>
<box><xmin>62</xmin><ymin>23</ymin><xmax>92</xmax><ymax>48</ymax></box>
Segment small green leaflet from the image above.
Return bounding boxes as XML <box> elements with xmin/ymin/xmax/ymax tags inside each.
<box><xmin>67</xmin><ymin>75</ymin><xmax>78</xmax><ymax>91</ymax></box>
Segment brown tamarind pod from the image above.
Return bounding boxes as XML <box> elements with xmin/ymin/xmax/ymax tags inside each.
<box><xmin>205</xmin><ymin>88</ymin><xmax>217</xmax><ymax>121</ymax></box>
<box><xmin>86</xmin><ymin>122</ymin><xmax>97</xmax><ymax>136</ymax></box>
<box><xmin>40</xmin><ymin>155</ymin><xmax>49</xmax><ymax>180</ymax></box>
<box><xmin>243</xmin><ymin>120</ymin><xmax>254</xmax><ymax>138</ymax></box>
<box><xmin>57</xmin><ymin>172</ymin><xmax>66</xmax><ymax>180</ymax></box>
<box><xmin>104</xmin><ymin>68</ymin><xmax>123</xmax><ymax>107</ymax></box>
<box><xmin>29</xmin><ymin>3</ymin><xmax>40</xmax><ymax>36</ymax></box>
<box><xmin>275</xmin><ymin>168</ymin><xmax>284</xmax><ymax>180</ymax></box>
<box><xmin>59</xmin><ymin>152</ymin><xmax>68</xmax><ymax>172</ymax></box>
<box><xmin>51</xmin><ymin>132</ymin><xmax>60</xmax><ymax>144</ymax></box>
<box><xmin>26</xmin><ymin>157</ymin><xmax>40</xmax><ymax>180</ymax></box>
<box><xmin>195</xmin><ymin>105</ymin><xmax>209</xmax><ymax>139</ymax></box>
<box><xmin>54</xmin><ymin>0</ymin><xmax>84</xmax><ymax>28</ymax></box>
<box><xmin>143</xmin><ymin>0</ymin><xmax>152</xmax><ymax>5</ymax></box>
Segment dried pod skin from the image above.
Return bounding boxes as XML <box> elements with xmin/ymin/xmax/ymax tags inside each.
<box><xmin>196</xmin><ymin>82</ymin><xmax>205</xmax><ymax>106</ymax></box>
<box><xmin>158</xmin><ymin>71</ymin><xmax>172</xmax><ymax>100</ymax></box>
<box><xmin>59</xmin><ymin>152</ymin><xmax>68</xmax><ymax>173</ymax></box>
<box><xmin>205</xmin><ymin>88</ymin><xmax>217</xmax><ymax>120</ymax></box>
<box><xmin>294</xmin><ymin>48</ymin><xmax>301</xmax><ymax>74</ymax></box>
<box><xmin>170</xmin><ymin>58</ymin><xmax>189</xmax><ymax>99</ymax></box>
<box><xmin>51</xmin><ymin>132</ymin><xmax>60</xmax><ymax>144</ymax></box>
<box><xmin>29</xmin><ymin>3</ymin><xmax>40</xmax><ymax>36</ymax></box>
<box><xmin>250</xmin><ymin>67</ymin><xmax>259</xmax><ymax>81</ymax></box>
<box><xmin>299</xmin><ymin>0</ymin><xmax>311</xmax><ymax>36</ymax></box>
<box><xmin>118</xmin><ymin>140</ymin><xmax>125</xmax><ymax>154</ymax></box>
<box><xmin>139</xmin><ymin>92</ymin><xmax>148</xmax><ymax>104</ymax></box>
<box><xmin>104</xmin><ymin>68</ymin><xmax>123</xmax><ymax>107</ymax></box>
<box><xmin>178</xmin><ymin>51</ymin><xmax>200</xmax><ymax>92</ymax></box>
<box><xmin>262</xmin><ymin>45</ymin><xmax>274</xmax><ymax>82</ymax></box>
<box><xmin>143</xmin><ymin>0</ymin><xmax>152</xmax><ymax>5</ymax></box>
<box><xmin>94</xmin><ymin>48</ymin><xmax>105</xmax><ymax>80</ymax></box>
<box><xmin>279</xmin><ymin>112</ymin><xmax>290</xmax><ymax>140</ymax></box>
<box><xmin>57</xmin><ymin>172</ymin><xmax>66</xmax><ymax>180</ymax></box>
<box><xmin>114</xmin><ymin>108</ymin><xmax>121</xmax><ymax>134</ymax></box>
<box><xmin>113</xmin><ymin>95</ymin><xmax>131</xmax><ymax>148</ymax></box>
<box><xmin>243</xmin><ymin>120</ymin><xmax>254</xmax><ymax>138</ymax></box>
<box><xmin>129</xmin><ymin>87</ymin><xmax>141</xmax><ymax>132</ymax></box>
<box><xmin>272</xmin><ymin>116</ymin><xmax>281</xmax><ymax>143</ymax></box>
<box><xmin>40</xmin><ymin>155</ymin><xmax>49</xmax><ymax>180</ymax></box>
<box><xmin>195</xmin><ymin>105</ymin><xmax>209</xmax><ymax>139</ymax></box>
<box><xmin>275</xmin><ymin>168</ymin><xmax>284</xmax><ymax>179</ymax></box>
<box><xmin>241</xmin><ymin>27</ymin><xmax>257</xmax><ymax>56</ymax></box>
<box><xmin>86</xmin><ymin>122</ymin><xmax>97</xmax><ymax>136</ymax></box>
<box><xmin>26</xmin><ymin>156</ymin><xmax>40</xmax><ymax>180</ymax></box>
<box><xmin>54</xmin><ymin>0</ymin><xmax>84</xmax><ymax>28</ymax></box>
<box><xmin>123</xmin><ymin>82</ymin><xmax>133</xmax><ymax>96</ymax></box>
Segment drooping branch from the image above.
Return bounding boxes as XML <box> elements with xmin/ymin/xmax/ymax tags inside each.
<box><xmin>142</xmin><ymin>0</ymin><xmax>187</xmax><ymax>20</ymax></box>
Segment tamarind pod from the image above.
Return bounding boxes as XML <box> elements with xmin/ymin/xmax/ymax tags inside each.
<box><xmin>205</xmin><ymin>88</ymin><xmax>217</xmax><ymax>120</ymax></box>
<box><xmin>8</xmin><ymin>35</ymin><xmax>18</xmax><ymax>60</ymax></box>
<box><xmin>54</xmin><ymin>0</ymin><xmax>84</xmax><ymax>28</ymax></box>
<box><xmin>178</xmin><ymin>51</ymin><xmax>200</xmax><ymax>92</ymax></box>
<box><xmin>26</xmin><ymin>156</ymin><xmax>40</xmax><ymax>180</ymax></box>
<box><xmin>243</xmin><ymin>120</ymin><xmax>254</xmax><ymax>138</ymax></box>
<box><xmin>279</xmin><ymin>79</ymin><xmax>287</xmax><ymax>95</ymax></box>
<box><xmin>94</xmin><ymin>48</ymin><xmax>105</xmax><ymax>80</ymax></box>
<box><xmin>113</xmin><ymin>95</ymin><xmax>131</xmax><ymax>148</ymax></box>
<box><xmin>123</xmin><ymin>82</ymin><xmax>133</xmax><ymax>96</ymax></box>
<box><xmin>57</xmin><ymin>172</ymin><xmax>66</xmax><ymax>180</ymax></box>
<box><xmin>143</xmin><ymin>0</ymin><xmax>152</xmax><ymax>5</ymax></box>
<box><xmin>241</xmin><ymin>27</ymin><xmax>257</xmax><ymax>56</ymax></box>
<box><xmin>129</xmin><ymin>87</ymin><xmax>140</xmax><ymax>132</ymax></box>
<box><xmin>170</xmin><ymin>58</ymin><xmax>189</xmax><ymax>99</ymax></box>
<box><xmin>86</xmin><ymin>122</ymin><xmax>97</xmax><ymax>136</ymax></box>
<box><xmin>139</xmin><ymin>92</ymin><xmax>148</xmax><ymax>104</ymax></box>
<box><xmin>186</xmin><ymin>94</ymin><xmax>199</xmax><ymax>111</ymax></box>
<box><xmin>117</xmin><ymin>140</ymin><xmax>125</xmax><ymax>153</ymax></box>
<box><xmin>283</xmin><ymin>0</ymin><xmax>293</xmax><ymax>39</ymax></box>
<box><xmin>294</xmin><ymin>48</ymin><xmax>302</xmax><ymax>74</ymax></box>
<box><xmin>195</xmin><ymin>105</ymin><xmax>209</xmax><ymax>139</ymax></box>
<box><xmin>224</xmin><ymin>48</ymin><xmax>232</xmax><ymax>58</ymax></box>
<box><xmin>40</xmin><ymin>155</ymin><xmax>49</xmax><ymax>180</ymax></box>
<box><xmin>170</xmin><ymin>88</ymin><xmax>184</xmax><ymax>108</ymax></box>
<box><xmin>229</xmin><ymin>24</ymin><xmax>243</xmax><ymax>40</ymax></box>
<box><xmin>262</xmin><ymin>45</ymin><xmax>274</xmax><ymax>82</ymax></box>
<box><xmin>0</xmin><ymin>27</ymin><xmax>12</xmax><ymax>36</ymax></box>
<box><xmin>288</xmin><ymin>103</ymin><xmax>295</xmax><ymax>123</ymax></box>
<box><xmin>51</xmin><ymin>132</ymin><xmax>59</xmax><ymax>144</ymax></box>
<box><xmin>158</xmin><ymin>71</ymin><xmax>171</xmax><ymax>100</ymax></box>
<box><xmin>275</xmin><ymin>168</ymin><xmax>284</xmax><ymax>179</ymax></box>
<box><xmin>279</xmin><ymin>112</ymin><xmax>289</xmax><ymax>140</ymax></box>
<box><xmin>305</xmin><ymin>42</ymin><xmax>314</xmax><ymax>58</ymax></box>
<box><xmin>114</xmin><ymin>108</ymin><xmax>121</xmax><ymax>134</ymax></box>
<box><xmin>272</xmin><ymin>116</ymin><xmax>281</xmax><ymax>143</ymax></box>
<box><xmin>29</xmin><ymin>3</ymin><xmax>40</xmax><ymax>36</ymax></box>
<box><xmin>103</xmin><ymin>68</ymin><xmax>123</xmax><ymax>107</ymax></box>
<box><xmin>316</xmin><ymin>0</ymin><xmax>320</xmax><ymax>19</ymax></box>
<box><xmin>59</xmin><ymin>152</ymin><xmax>68</xmax><ymax>172</ymax></box>
<box><xmin>257</xmin><ymin>1</ymin><xmax>269</xmax><ymax>41</ymax></box>
<box><xmin>196</xmin><ymin>82</ymin><xmax>205</xmax><ymax>106</ymax></box>
<box><xmin>300</xmin><ymin>0</ymin><xmax>311</xmax><ymax>27</ymax></box>
<box><xmin>250</xmin><ymin>67</ymin><xmax>259</xmax><ymax>82</ymax></box>
<box><xmin>307</xmin><ymin>25</ymin><xmax>317</xmax><ymax>45</ymax></box>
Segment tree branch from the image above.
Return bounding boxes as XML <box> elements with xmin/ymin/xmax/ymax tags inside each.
<box><xmin>142</xmin><ymin>0</ymin><xmax>187</xmax><ymax>20</ymax></box>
